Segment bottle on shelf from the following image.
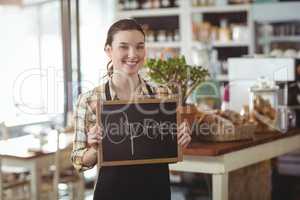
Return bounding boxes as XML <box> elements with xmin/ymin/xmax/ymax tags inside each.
<box><xmin>150</xmin><ymin>0</ymin><xmax>160</xmax><ymax>9</ymax></box>
<box><xmin>157</xmin><ymin>30</ymin><xmax>167</xmax><ymax>42</ymax></box>
<box><xmin>221</xmin><ymin>84</ymin><xmax>230</xmax><ymax>111</ymax></box>
<box><xmin>146</xmin><ymin>30</ymin><xmax>155</xmax><ymax>42</ymax></box>
<box><xmin>218</xmin><ymin>19</ymin><xmax>231</xmax><ymax>42</ymax></box>
<box><xmin>160</xmin><ymin>0</ymin><xmax>171</xmax><ymax>8</ymax></box>
<box><xmin>210</xmin><ymin>49</ymin><xmax>221</xmax><ymax>76</ymax></box>
<box><xmin>166</xmin><ymin>30</ymin><xmax>173</xmax><ymax>42</ymax></box>
<box><xmin>172</xmin><ymin>29</ymin><xmax>179</xmax><ymax>41</ymax></box>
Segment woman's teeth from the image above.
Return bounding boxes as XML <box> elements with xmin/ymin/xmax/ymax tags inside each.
<box><xmin>125</xmin><ymin>61</ymin><xmax>138</xmax><ymax>67</ymax></box>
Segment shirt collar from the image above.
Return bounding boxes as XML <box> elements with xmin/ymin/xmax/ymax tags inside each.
<box><xmin>108</xmin><ymin>74</ymin><xmax>151</xmax><ymax>100</ymax></box>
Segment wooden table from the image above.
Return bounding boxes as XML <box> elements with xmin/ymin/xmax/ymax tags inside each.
<box><xmin>0</xmin><ymin>132</ymin><xmax>81</xmax><ymax>200</ymax></box>
<box><xmin>169</xmin><ymin>129</ymin><xmax>300</xmax><ymax>200</ymax></box>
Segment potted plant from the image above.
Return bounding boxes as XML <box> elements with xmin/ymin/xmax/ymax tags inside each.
<box><xmin>144</xmin><ymin>55</ymin><xmax>209</xmax><ymax>124</ymax></box>
<box><xmin>144</xmin><ymin>55</ymin><xmax>209</xmax><ymax>105</ymax></box>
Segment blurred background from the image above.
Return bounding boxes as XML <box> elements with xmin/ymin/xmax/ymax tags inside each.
<box><xmin>0</xmin><ymin>0</ymin><xmax>300</xmax><ymax>200</ymax></box>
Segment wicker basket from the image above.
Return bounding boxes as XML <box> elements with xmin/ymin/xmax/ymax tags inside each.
<box><xmin>197</xmin><ymin>123</ymin><xmax>256</xmax><ymax>142</ymax></box>
<box><xmin>194</xmin><ymin>112</ymin><xmax>256</xmax><ymax>142</ymax></box>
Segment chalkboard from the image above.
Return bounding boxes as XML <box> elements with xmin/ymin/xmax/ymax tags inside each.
<box><xmin>98</xmin><ymin>99</ymin><xmax>182</xmax><ymax>166</ymax></box>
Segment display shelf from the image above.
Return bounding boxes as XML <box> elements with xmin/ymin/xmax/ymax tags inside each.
<box><xmin>115</xmin><ymin>0</ymin><xmax>255</xmax><ymax>82</ymax></box>
<box><xmin>212</xmin><ymin>41</ymin><xmax>250</xmax><ymax>47</ymax></box>
<box><xmin>191</xmin><ymin>4</ymin><xmax>250</xmax><ymax>13</ymax></box>
<box><xmin>117</xmin><ymin>7</ymin><xmax>180</xmax><ymax>18</ymax></box>
<box><xmin>259</xmin><ymin>36</ymin><xmax>300</xmax><ymax>44</ymax></box>
<box><xmin>146</xmin><ymin>41</ymin><xmax>181</xmax><ymax>48</ymax></box>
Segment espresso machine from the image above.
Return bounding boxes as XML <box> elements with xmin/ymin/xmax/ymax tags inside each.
<box><xmin>228</xmin><ymin>57</ymin><xmax>300</xmax><ymax>128</ymax></box>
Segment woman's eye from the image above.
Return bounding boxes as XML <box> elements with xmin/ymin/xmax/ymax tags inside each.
<box><xmin>137</xmin><ymin>45</ymin><xmax>145</xmax><ymax>50</ymax></box>
<box><xmin>119</xmin><ymin>46</ymin><xmax>128</xmax><ymax>49</ymax></box>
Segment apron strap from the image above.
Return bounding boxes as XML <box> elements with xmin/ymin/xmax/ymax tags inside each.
<box><xmin>145</xmin><ymin>83</ymin><xmax>154</xmax><ymax>96</ymax></box>
<box><xmin>105</xmin><ymin>80</ymin><xmax>155</xmax><ymax>100</ymax></box>
<box><xmin>105</xmin><ymin>81</ymin><xmax>112</xmax><ymax>101</ymax></box>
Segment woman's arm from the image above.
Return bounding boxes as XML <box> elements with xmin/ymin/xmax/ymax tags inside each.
<box><xmin>82</xmin><ymin>125</ymin><xmax>102</xmax><ymax>167</ymax></box>
<box><xmin>71</xmin><ymin>93</ymin><xmax>100</xmax><ymax>171</ymax></box>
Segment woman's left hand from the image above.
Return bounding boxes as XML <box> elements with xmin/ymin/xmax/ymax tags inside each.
<box><xmin>177</xmin><ymin>121</ymin><xmax>192</xmax><ymax>148</ymax></box>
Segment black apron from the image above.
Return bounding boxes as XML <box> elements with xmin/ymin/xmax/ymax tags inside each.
<box><xmin>93</xmin><ymin>81</ymin><xmax>171</xmax><ymax>200</ymax></box>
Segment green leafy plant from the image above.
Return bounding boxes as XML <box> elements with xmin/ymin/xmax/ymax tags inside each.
<box><xmin>144</xmin><ymin>56</ymin><xmax>209</xmax><ymax>105</ymax></box>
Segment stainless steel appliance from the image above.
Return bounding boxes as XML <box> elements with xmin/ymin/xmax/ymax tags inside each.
<box><xmin>228</xmin><ymin>57</ymin><xmax>300</xmax><ymax>128</ymax></box>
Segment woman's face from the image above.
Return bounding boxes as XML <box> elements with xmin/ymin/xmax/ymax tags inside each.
<box><xmin>105</xmin><ymin>30</ymin><xmax>146</xmax><ymax>76</ymax></box>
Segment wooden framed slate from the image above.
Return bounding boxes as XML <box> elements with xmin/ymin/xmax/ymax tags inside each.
<box><xmin>97</xmin><ymin>98</ymin><xmax>182</xmax><ymax>166</ymax></box>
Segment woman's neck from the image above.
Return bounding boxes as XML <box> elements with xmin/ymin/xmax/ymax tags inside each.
<box><xmin>111</xmin><ymin>73</ymin><xmax>140</xmax><ymax>93</ymax></box>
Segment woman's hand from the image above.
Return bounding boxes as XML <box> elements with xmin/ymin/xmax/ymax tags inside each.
<box><xmin>177</xmin><ymin>121</ymin><xmax>192</xmax><ymax>148</ymax></box>
<box><xmin>87</xmin><ymin>125</ymin><xmax>103</xmax><ymax>150</ymax></box>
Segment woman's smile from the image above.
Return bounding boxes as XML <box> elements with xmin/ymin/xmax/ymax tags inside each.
<box><xmin>123</xmin><ymin>59</ymin><xmax>139</xmax><ymax>68</ymax></box>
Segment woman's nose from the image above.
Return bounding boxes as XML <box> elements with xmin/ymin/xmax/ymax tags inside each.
<box><xmin>128</xmin><ymin>47</ymin><xmax>138</xmax><ymax>58</ymax></box>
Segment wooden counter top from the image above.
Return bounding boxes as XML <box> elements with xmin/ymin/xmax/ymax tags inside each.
<box><xmin>184</xmin><ymin>129</ymin><xmax>300</xmax><ymax>156</ymax></box>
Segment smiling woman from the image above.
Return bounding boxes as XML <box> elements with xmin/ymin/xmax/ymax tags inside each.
<box><xmin>71</xmin><ymin>18</ymin><xmax>192</xmax><ymax>200</ymax></box>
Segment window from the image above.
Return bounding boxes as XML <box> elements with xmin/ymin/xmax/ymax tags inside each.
<box><xmin>0</xmin><ymin>1</ymin><xmax>64</xmax><ymax>126</ymax></box>
<box><xmin>79</xmin><ymin>0</ymin><xmax>115</xmax><ymax>93</ymax></box>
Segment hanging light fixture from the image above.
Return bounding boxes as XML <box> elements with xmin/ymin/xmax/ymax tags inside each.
<box><xmin>0</xmin><ymin>0</ymin><xmax>22</xmax><ymax>5</ymax></box>
<box><xmin>0</xmin><ymin>0</ymin><xmax>49</xmax><ymax>6</ymax></box>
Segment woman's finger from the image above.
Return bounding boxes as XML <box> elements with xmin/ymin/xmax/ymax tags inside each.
<box><xmin>88</xmin><ymin>138</ymin><xmax>99</xmax><ymax>145</ymax></box>
<box><xmin>177</xmin><ymin>129</ymin><xmax>184</xmax><ymax>139</ymax></box>
<box><xmin>178</xmin><ymin>130</ymin><xmax>191</xmax><ymax>142</ymax></box>
<box><xmin>178</xmin><ymin>133</ymin><xmax>188</xmax><ymax>144</ymax></box>
<box><xmin>177</xmin><ymin>122</ymin><xmax>187</xmax><ymax>137</ymax></box>
<box><xmin>179</xmin><ymin>136</ymin><xmax>191</xmax><ymax>148</ymax></box>
<box><xmin>89</xmin><ymin>125</ymin><xmax>97</xmax><ymax>134</ymax></box>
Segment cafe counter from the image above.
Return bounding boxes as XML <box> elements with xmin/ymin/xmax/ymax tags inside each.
<box><xmin>170</xmin><ymin>129</ymin><xmax>300</xmax><ymax>200</ymax></box>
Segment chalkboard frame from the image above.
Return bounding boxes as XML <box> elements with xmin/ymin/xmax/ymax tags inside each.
<box><xmin>97</xmin><ymin>98</ymin><xmax>182</xmax><ymax>167</ymax></box>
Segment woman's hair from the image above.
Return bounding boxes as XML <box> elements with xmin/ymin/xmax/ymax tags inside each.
<box><xmin>105</xmin><ymin>18</ymin><xmax>145</xmax><ymax>77</ymax></box>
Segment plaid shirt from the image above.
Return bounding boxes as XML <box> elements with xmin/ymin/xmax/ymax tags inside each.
<box><xmin>71</xmin><ymin>77</ymin><xmax>159</xmax><ymax>171</ymax></box>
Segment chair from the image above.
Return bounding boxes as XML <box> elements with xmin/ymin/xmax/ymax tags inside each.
<box><xmin>40</xmin><ymin>128</ymin><xmax>85</xmax><ymax>200</ymax></box>
<box><xmin>0</xmin><ymin>122</ymin><xmax>31</xmax><ymax>200</ymax></box>
<box><xmin>0</xmin><ymin>122</ymin><xmax>9</xmax><ymax>140</ymax></box>
<box><xmin>0</xmin><ymin>158</ymin><xmax>31</xmax><ymax>200</ymax></box>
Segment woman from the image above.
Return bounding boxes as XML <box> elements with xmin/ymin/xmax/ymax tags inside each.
<box><xmin>71</xmin><ymin>19</ymin><xmax>191</xmax><ymax>200</ymax></box>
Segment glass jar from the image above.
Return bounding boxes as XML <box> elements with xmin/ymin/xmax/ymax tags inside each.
<box><xmin>249</xmin><ymin>88</ymin><xmax>279</xmax><ymax>112</ymax></box>
<box><xmin>249</xmin><ymin>78</ymin><xmax>279</xmax><ymax>130</ymax></box>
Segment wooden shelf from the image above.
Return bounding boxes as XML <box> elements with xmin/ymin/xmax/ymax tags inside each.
<box><xmin>118</xmin><ymin>7</ymin><xmax>180</xmax><ymax>18</ymax></box>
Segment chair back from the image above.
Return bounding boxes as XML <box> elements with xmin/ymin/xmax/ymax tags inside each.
<box><xmin>0</xmin><ymin>122</ymin><xmax>9</xmax><ymax>140</ymax></box>
<box><xmin>0</xmin><ymin>158</ymin><xmax>3</xmax><ymax>200</ymax></box>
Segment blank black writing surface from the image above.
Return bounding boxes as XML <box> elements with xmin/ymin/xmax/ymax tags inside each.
<box><xmin>99</xmin><ymin>99</ymin><xmax>180</xmax><ymax>166</ymax></box>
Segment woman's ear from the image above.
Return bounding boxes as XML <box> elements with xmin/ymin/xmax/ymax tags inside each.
<box><xmin>105</xmin><ymin>45</ymin><xmax>112</xmax><ymax>59</ymax></box>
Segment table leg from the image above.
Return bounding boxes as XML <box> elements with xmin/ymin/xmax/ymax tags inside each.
<box><xmin>78</xmin><ymin>173</ymin><xmax>85</xmax><ymax>200</ymax></box>
<box><xmin>212</xmin><ymin>173</ymin><xmax>228</xmax><ymax>200</ymax></box>
<box><xmin>0</xmin><ymin>159</ymin><xmax>3</xmax><ymax>200</ymax></box>
<box><xmin>30</xmin><ymin>162</ymin><xmax>41</xmax><ymax>200</ymax></box>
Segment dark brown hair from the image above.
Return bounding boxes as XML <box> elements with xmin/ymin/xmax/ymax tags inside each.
<box><xmin>105</xmin><ymin>18</ymin><xmax>145</xmax><ymax>77</ymax></box>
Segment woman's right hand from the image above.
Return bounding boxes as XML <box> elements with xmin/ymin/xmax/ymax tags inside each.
<box><xmin>87</xmin><ymin>125</ymin><xmax>103</xmax><ymax>149</ymax></box>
